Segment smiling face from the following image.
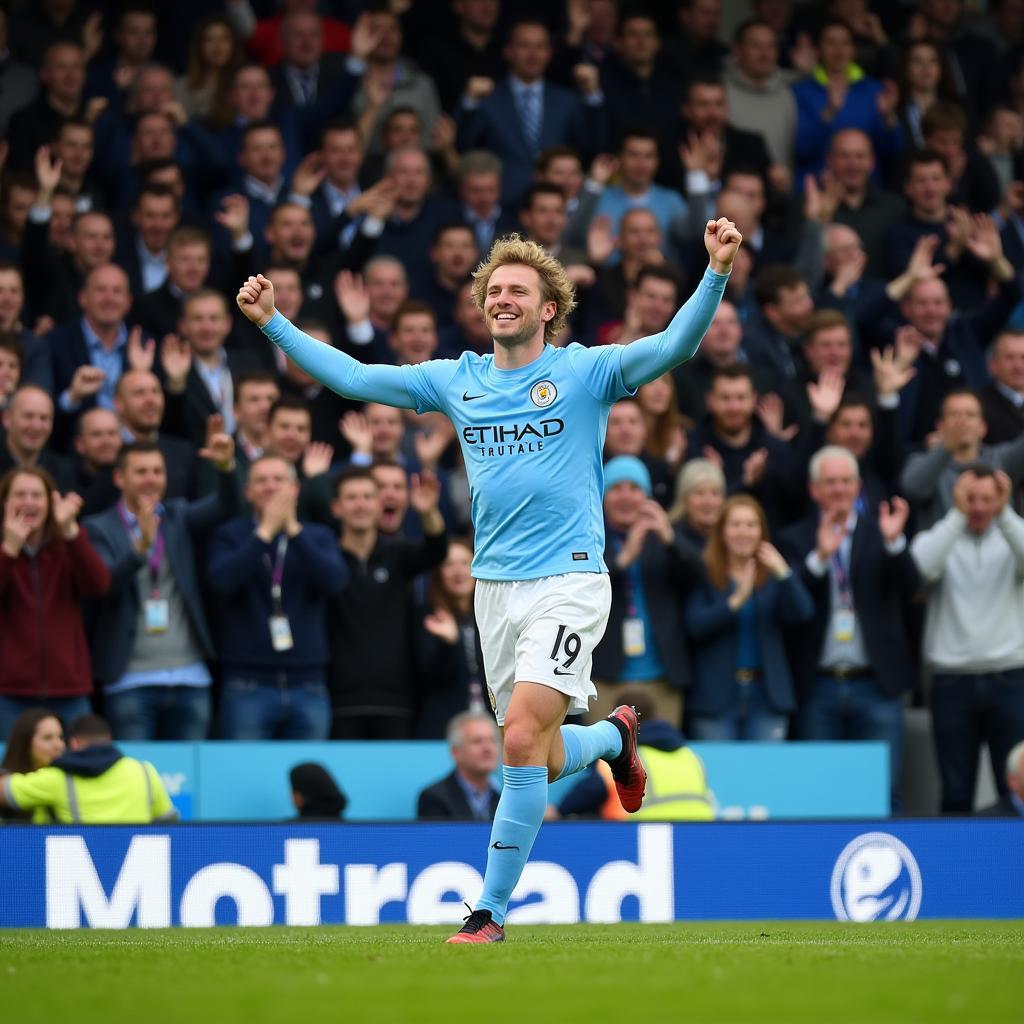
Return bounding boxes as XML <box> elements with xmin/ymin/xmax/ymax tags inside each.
<box><xmin>439</xmin><ymin>541</ymin><xmax>475</xmax><ymax>600</ymax></box>
<box><xmin>245</xmin><ymin>456</ymin><xmax>298</xmax><ymax>517</ymax></box>
<box><xmin>333</xmin><ymin>477</ymin><xmax>381</xmax><ymax>532</ymax></box>
<box><xmin>4</xmin><ymin>388</ymin><xmax>54</xmax><ymax>458</ymax></box>
<box><xmin>721</xmin><ymin>502</ymin><xmax>762</xmax><ymax>560</ymax></box>
<box><xmin>483</xmin><ymin>264</ymin><xmax>554</xmax><ymax>350</ymax></box>
<box><xmin>2</xmin><ymin>471</ymin><xmax>50</xmax><ymax>538</ymax></box>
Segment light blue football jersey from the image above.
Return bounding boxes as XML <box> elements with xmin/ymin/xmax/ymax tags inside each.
<box><xmin>401</xmin><ymin>343</ymin><xmax>633</xmax><ymax>580</ymax></box>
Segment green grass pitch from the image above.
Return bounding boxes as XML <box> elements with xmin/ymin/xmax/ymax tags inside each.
<box><xmin>3</xmin><ymin>922</ymin><xmax>1021</xmax><ymax>1024</ymax></box>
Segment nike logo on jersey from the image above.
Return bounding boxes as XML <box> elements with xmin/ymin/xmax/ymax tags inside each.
<box><xmin>462</xmin><ymin>391</ymin><xmax>487</xmax><ymax>401</ymax></box>
<box><xmin>553</xmin><ymin>668</ymin><xmax>574</xmax><ymax>676</ymax></box>
<box><xmin>491</xmin><ymin>841</ymin><xmax>520</xmax><ymax>850</ymax></box>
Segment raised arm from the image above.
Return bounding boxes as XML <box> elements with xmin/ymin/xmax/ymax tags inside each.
<box><xmin>236</xmin><ymin>275</ymin><xmax>418</xmax><ymax>410</ymax></box>
<box><xmin>620</xmin><ymin>218</ymin><xmax>740</xmax><ymax>390</ymax></box>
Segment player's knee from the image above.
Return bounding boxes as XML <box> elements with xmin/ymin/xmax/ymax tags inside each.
<box><xmin>502</xmin><ymin>722</ymin><xmax>545</xmax><ymax>766</ymax></box>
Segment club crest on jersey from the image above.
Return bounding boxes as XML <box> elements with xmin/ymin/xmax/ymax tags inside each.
<box><xmin>530</xmin><ymin>380</ymin><xmax>557</xmax><ymax>408</ymax></box>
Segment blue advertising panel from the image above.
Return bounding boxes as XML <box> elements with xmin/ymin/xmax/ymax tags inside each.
<box><xmin>114</xmin><ymin>741</ymin><xmax>888</xmax><ymax>821</ymax></box>
<box><xmin>2</xmin><ymin>821</ymin><xmax>1019</xmax><ymax>928</ymax></box>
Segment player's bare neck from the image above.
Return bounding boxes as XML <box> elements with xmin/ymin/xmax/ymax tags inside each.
<box><xmin>492</xmin><ymin>336</ymin><xmax>546</xmax><ymax>370</ymax></box>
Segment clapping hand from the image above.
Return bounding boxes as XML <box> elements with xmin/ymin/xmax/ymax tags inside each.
<box><xmin>160</xmin><ymin>333</ymin><xmax>192</xmax><ymax>392</ymax></box>
<box><xmin>410</xmin><ymin>471</ymin><xmax>441</xmax><ymax>515</ymax></box>
<box><xmin>127</xmin><ymin>326</ymin><xmax>154</xmax><ymax>372</ymax></box>
<box><xmin>199</xmin><ymin>414</ymin><xmax>235</xmax><ymax>471</ymax></box>
<box><xmin>52</xmin><ymin>491</ymin><xmax>83</xmax><ymax>541</ymax></box>
<box><xmin>757</xmin><ymin>392</ymin><xmax>799</xmax><ymax>442</ymax></box>
<box><xmin>756</xmin><ymin>541</ymin><xmax>790</xmax><ymax>579</ymax></box>
<box><xmin>815</xmin><ymin>508</ymin><xmax>847</xmax><ymax>561</ymax></box>
<box><xmin>742</xmin><ymin>447</ymin><xmax>769</xmax><ymax>487</ymax></box>
<box><xmin>2</xmin><ymin>502</ymin><xmax>32</xmax><ymax>556</ymax></box>
<box><xmin>424</xmin><ymin>608</ymin><xmax>459</xmax><ymax>644</ymax></box>
<box><xmin>334</xmin><ymin>270</ymin><xmax>370</xmax><ymax>324</ymax></box>
<box><xmin>302</xmin><ymin>441</ymin><xmax>334</xmax><ymax>478</ymax></box>
<box><xmin>877</xmin><ymin>497</ymin><xmax>909</xmax><ymax>544</ymax></box>
<box><xmin>808</xmin><ymin>369</ymin><xmax>846</xmax><ymax>423</ymax></box>
<box><xmin>870</xmin><ymin>345</ymin><xmax>916</xmax><ymax>397</ymax></box>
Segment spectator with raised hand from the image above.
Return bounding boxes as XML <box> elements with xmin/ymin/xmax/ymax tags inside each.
<box><xmin>83</xmin><ymin>431</ymin><xmax>238</xmax><ymax>742</ymax></box>
<box><xmin>590</xmin><ymin>456</ymin><xmax>703</xmax><ymax>729</ymax></box>
<box><xmin>870</xmin><ymin>223</ymin><xmax>1021</xmax><ymax>444</ymax></box>
<box><xmin>823</xmin><ymin>128</ymin><xmax>905</xmax><ymax>277</ymax></box>
<box><xmin>326</xmin><ymin>466</ymin><xmax>447</xmax><ymax>739</ymax></box>
<box><xmin>48</xmin><ymin>263</ymin><xmax>139</xmax><ymax>440</ymax></box>
<box><xmin>598</xmin><ymin>266</ymin><xmax>680</xmax><ymax>347</ymax></box>
<box><xmin>901</xmin><ymin>388</ymin><xmax>1024</xmax><ymax>530</ymax></box>
<box><xmin>0</xmin><ymin>467</ymin><xmax>109</xmax><ymax>740</ymax></box>
<box><xmin>980</xmin><ymin>330</ymin><xmax>1024</xmax><ymax>444</ymax></box>
<box><xmin>593</xmin><ymin>129</ymin><xmax>688</xmax><ymax>264</ymax></box>
<box><xmin>0</xmin><ymin>386</ymin><xmax>75</xmax><ymax>493</ymax></box>
<box><xmin>22</xmin><ymin>147</ymin><xmax>116</xmax><ymax>324</ymax></box>
<box><xmin>667</xmin><ymin>457</ymin><xmax>726</xmax><ymax>549</ymax></box>
<box><xmin>791</xmin><ymin>20</ymin><xmax>902</xmax><ymax>183</ymax></box>
<box><xmin>778</xmin><ymin>446</ymin><xmax>918</xmax><ymax>808</ymax></box>
<box><xmin>84</xmin><ymin>6</ymin><xmax>157</xmax><ymax>105</ymax></box>
<box><xmin>335</xmin><ymin>260</ymin><xmax>407</xmax><ymax>364</ymax></box>
<box><xmin>911</xmin><ymin>467</ymin><xmax>1024</xmax><ymax>813</ymax></box>
<box><xmin>455</xmin><ymin>18</ymin><xmax>608</xmax><ymax>206</ymax></box>
<box><xmin>208</xmin><ymin>454</ymin><xmax>348</xmax><ymax>740</ymax></box>
<box><xmin>416</xmin><ymin>538</ymin><xmax>491</xmax><ymax>739</ymax></box>
<box><xmin>685</xmin><ymin>495</ymin><xmax>812</xmax><ymax>741</ymax></box>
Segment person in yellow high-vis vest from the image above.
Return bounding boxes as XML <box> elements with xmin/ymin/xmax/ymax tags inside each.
<box><xmin>0</xmin><ymin>714</ymin><xmax>177</xmax><ymax>824</ymax></box>
<box><xmin>547</xmin><ymin>689</ymin><xmax>714</xmax><ymax>821</ymax></box>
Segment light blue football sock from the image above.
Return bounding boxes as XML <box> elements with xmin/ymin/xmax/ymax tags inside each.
<box><xmin>553</xmin><ymin>721</ymin><xmax>623</xmax><ymax>781</ymax></box>
<box><xmin>475</xmin><ymin>764</ymin><xmax>548</xmax><ymax>926</ymax></box>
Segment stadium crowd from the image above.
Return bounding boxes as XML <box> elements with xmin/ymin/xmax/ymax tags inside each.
<box><xmin>1</xmin><ymin>0</ymin><xmax>1024</xmax><ymax>817</ymax></box>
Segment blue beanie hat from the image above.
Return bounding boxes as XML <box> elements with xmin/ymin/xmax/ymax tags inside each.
<box><xmin>603</xmin><ymin>455</ymin><xmax>652</xmax><ymax>497</ymax></box>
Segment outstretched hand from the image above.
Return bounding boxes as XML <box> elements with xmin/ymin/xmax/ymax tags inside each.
<box><xmin>236</xmin><ymin>275</ymin><xmax>276</xmax><ymax>327</ymax></box>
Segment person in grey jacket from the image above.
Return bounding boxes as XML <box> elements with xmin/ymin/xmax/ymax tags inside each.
<box><xmin>900</xmin><ymin>388</ymin><xmax>1024</xmax><ymax>530</ymax></box>
<box><xmin>910</xmin><ymin>465</ymin><xmax>1024</xmax><ymax>813</ymax></box>
<box><xmin>84</xmin><ymin>435</ymin><xmax>238</xmax><ymax>740</ymax></box>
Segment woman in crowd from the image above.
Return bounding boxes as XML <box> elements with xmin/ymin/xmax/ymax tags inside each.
<box><xmin>416</xmin><ymin>538</ymin><xmax>489</xmax><ymax>739</ymax></box>
<box><xmin>668</xmin><ymin>458</ymin><xmax>726</xmax><ymax>549</ymax></box>
<box><xmin>896</xmin><ymin>39</ymin><xmax>960</xmax><ymax>147</ymax></box>
<box><xmin>684</xmin><ymin>495</ymin><xmax>812</xmax><ymax>741</ymax></box>
<box><xmin>638</xmin><ymin>373</ymin><xmax>689</xmax><ymax>477</ymax></box>
<box><xmin>0</xmin><ymin>708</ymin><xmax>66</xmax><ymax>822</ymax></box>
<box><xmin>290</xmin><ymin>762</ymin><xmax>348</xmax><ymax>821</ymax></box>
<box><xmin>179</xmin><ymin>15</ymin><xmax>243</xmax><ymax>124</ymax></box>
<box><xmin>0</xmin><ymin>468</ymin><xmax>110</xmax><ymax>740</ymax></box>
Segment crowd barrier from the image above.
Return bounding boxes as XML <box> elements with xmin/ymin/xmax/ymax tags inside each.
<box><xmin>115</xmin><ymin>740</ymin><xmax>890</xmax><ymax>820</ymax></box>
<box><xmin>2</xmin><ymin>821</ymin><xmax>1019</xmax><ymax>928</ymax></box>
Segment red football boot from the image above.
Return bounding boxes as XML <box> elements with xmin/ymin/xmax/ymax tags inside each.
<box><xmin>605</xmin><ymin>705</ymin><xmax>647</xmax><ymax>813</ymax></box>
<box><xmin>445</xmin><ymin>908</ymin><xmax>506</xmax><ymax>944</ymax></box>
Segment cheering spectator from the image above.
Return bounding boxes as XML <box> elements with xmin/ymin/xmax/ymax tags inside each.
<box><xmin>416</xmin><ymin>538</ymin><xmax>488</xmax><ymax>739</ymax></box>
<box><xmin>598</xmin><ymin>267</ymin><xmax>680</xmax><ymax>347</ymax></box>
<box><xmin>410</xmin><ymin>223</ymin><xmax>478</xmax><ymax>330</ymax></box>
<box><xmin>591</xmin><ymin>456</ymin><xmax>703</xmax><ymax>728</ymax></box>
<box><xmin>0</xmin><ymin>385</ymin><xmax>75</xmax><ymax>493</ymax></box>
<box><xmin>778</xmin><ymin>446</ymin><xmax>918</xmax><ymax>806</ymax></box>
<box><xmin>455</xmin><ymin>19</ymin><xmax>607</xmax><ymax>205</ymax></box>
<box><xmin>177</xmin><ymin>15</ymin><xmax>242</xmax><ymax>122</ymax></box>
<box><xmin>0</xmin><ymin>467</ymin><xmax>109</xmax><ymax>739</ymax></box>
<box><xmin>85</xmin><ymin>6</ymin><xmax>157</xmax><ymax>105</ymax></box>
<box><xmin>685</xmin><ymin>495</ymin><xmax>812</xmax><ymax>741</ymax></box>
<box><xmin>132</xmin><ymin>227</ymin><xmax>216</xmax><ymax>341</ymax></box>
<box><xmin>417</xmin><ymin>711</ymin><xmax>501</xmax><ymax>822</ymax></box>
<box><xmin>911</xmin><ymin>467</ymin><xmax>1024</xmax><ymax>814</ymax></box>
<box><xmin>668</xmin><ymin>458</ymin><xmax>727</xmax><ymax>548</ymax></box>
<box><xmin>791</xmin><ymin>21</ymin><xmax>901</xmax><ymax>182</ymax></box>
<box><xmin>517</xmin><ymin>183</ymin><xmax>588</xmax><ymax>268</ymax></box>
<box><xmin>921</xmin><ymin>102</ymin><xmax>1001</xmax><ymax>213</ymax></box>
<box><xmin>0</xmin><ymin>709</ymin><xmax>66</xmax><ymax>822</ymax></box>
<box><xmin>208</xmin><ymin>454</ymin><xmax>348</xmax><ymax>740</ymax></box>
<box><xmin>327</xmin><ymin>466</ymin><xmax>446</xmax><ymax>739</ymax></box>
<box><xmin>83</xmin><ymin>435</ymin><xmax>238</xmax><ymax>741</ymax></box>
<box><xmin>901</xmin><ymin>389</ymin><xmax>1024</xmax><ymax>529</ymax></box>
<box><xmin>337</xmin><ymin>257</ymin><xmax>409</xmax><ymax>363</ymax></box>
<box><xmin>896</xmin><ymin>39</ymin><xmax>959</xmax><ymax>149</ymax></box>
<box><xmin>638</xmin><ymin>373</ymin><xmax>688</xmax><ymax>477</ymax></box>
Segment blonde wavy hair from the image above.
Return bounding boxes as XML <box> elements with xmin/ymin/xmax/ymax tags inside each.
<box><xmin>471</xmin><ymin>234</ymin><xmax>577</xmax><ymax>344</ymax></box>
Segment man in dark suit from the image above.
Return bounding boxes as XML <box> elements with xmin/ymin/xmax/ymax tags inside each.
<box><xmin>977</xmin><ymin>741</ymin><xmax>1024</xmax><ymax>817</ymax></box>
<box><xmin>83</xmin><ymin>435</ymin><xmax>238</xmax><ymax>741</ymax></box>
<box><xmin>980</xmin><ymin>330</ymin><xmax>1024</xmax><ymax>445</ymax></box>
<box><xmin>455</xmin><ymin>19</ymin><xmax>607</xmax><ymax>206</ymax></box>
<box><xmin>417</xmin><ymin>712</ymin><xmax>501</xmax><ymax>821</ymax></box>
<box><xmin>115</xmin><ymin>185</ymin><xmax>180</xmax><ymax>300</ymax></box>
<box><xmin>778</xmin><ymin>445</ymin><xmax>919</xmax><ymax>808</ymax></box>
<box><xmin>48</xmin><ymin>263</ymin><xmax>141</xmax><ymax>449</ymax></box>
<box><xmin>268</xmin><ymin>10</ymin><xmax>347</xmax><ymax>113</ymax></box>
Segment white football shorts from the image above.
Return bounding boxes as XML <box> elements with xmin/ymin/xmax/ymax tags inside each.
<box><xmin>474</xmin><ymin>572</ymin><xmax>612</xmax><ymax>725</ymax></box>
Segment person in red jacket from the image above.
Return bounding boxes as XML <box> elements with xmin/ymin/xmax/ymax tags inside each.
<box><xmin>0</xmin><ymin>467</ymin><xmax>110</xmax><ymax>739</ymax></box>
